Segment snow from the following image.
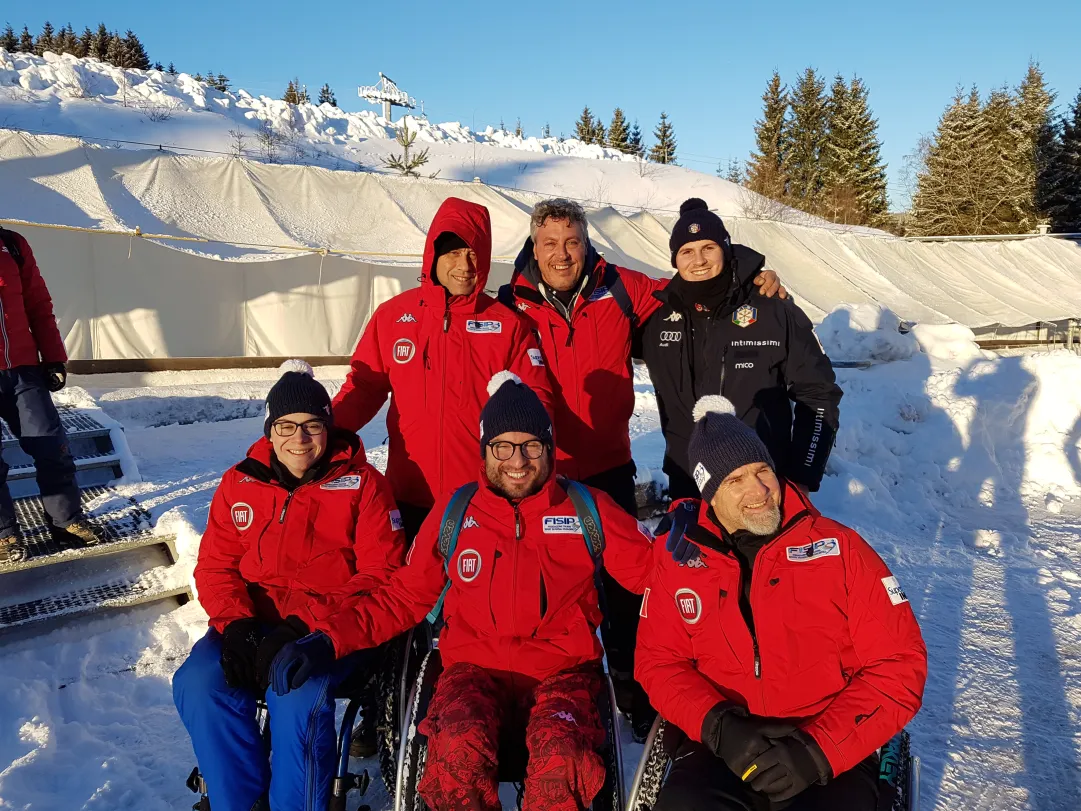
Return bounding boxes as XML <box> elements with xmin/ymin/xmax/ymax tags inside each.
<box><xmin>1</xmin><ymin>331</ymin><xmax>1080</xmax><ymax>809</ymax></box>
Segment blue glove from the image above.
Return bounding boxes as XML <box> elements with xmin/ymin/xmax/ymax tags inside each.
<box><xmin>663</xmin><ymin>501</ymin><xmax>700</xmax><ymax>564</ymax></box>
<box><xmin>268</xmin><ymin>631</ymin><xmax>336</xmax><ymax>696</ymax></box>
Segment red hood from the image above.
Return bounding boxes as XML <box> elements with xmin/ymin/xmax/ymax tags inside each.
<box><xmin>421</xmin><ymin>197</ymin><xmax>493</xmax><ymax>304</ymax></box>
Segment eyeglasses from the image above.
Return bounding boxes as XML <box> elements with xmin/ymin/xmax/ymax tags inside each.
<box><xmin>486</xmin><ymin>440</ymin><xmax>547</xmax><ymax>461</ymax></box>
<box><xmin>272</xmin><ymin>419</ymin><xmax>327</xmax><ymax>438</ymax></box>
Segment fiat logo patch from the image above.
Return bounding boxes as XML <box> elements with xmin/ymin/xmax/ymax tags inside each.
<box><xmin>393</xmin><ymin>338</ymin><xmax>416</xmax><ymax>363</ymax></box>
<box><xmin>457</xmin><ymin>549</ymin><xmax>482</xmax><ymax>582</ymax></box>
<box><xmin>232</xmin><ymin>502</ymin><xmax>254</xmax><ymax>531</ymax></box>
<box><xmin>675</xmin><ymin>588</ymin><xmax>703</xmax><ymax>624</ymax></box>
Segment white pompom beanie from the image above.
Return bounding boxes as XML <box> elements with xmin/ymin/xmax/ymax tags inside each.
<box><xmin>478</xmin><ymin>371</ymin><xmax>552</xmax><ymax>456</ymax></box>
<box><xmin>687</xmin><ymin>395</ymin><xmax>773</xmax><ymax>502</ymax></box>
<box><xmin>263</xmin><ymin>359</ymin><xmax>333</xmax><ymax>437</ymax></box>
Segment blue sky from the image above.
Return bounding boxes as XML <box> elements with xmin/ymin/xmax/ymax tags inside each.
<box><xmin>10</xmin><ymin>0</ymin><xmax>1081</xmax><ymax>209</ymax></box>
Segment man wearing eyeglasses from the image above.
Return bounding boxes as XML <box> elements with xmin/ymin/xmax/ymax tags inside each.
<box><xmin>173</xmin><ymin>360</ymin><xmax>407</xmax><ymax>811</ymax></box>
<box><xmin>332</xmin><ymin>197</ymin><xmax>553</xmax><ymax>541</ymax></box>
<box><xmin>305</xmin><ymin>372</ymin><xmax>657</xmax><ymax>811</ymax></box>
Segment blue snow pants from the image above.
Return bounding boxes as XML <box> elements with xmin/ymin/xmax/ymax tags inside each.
<box><xmin>173</xmin><ymin>629</ymin><xmax>374</xmax><ymax>811</ymax></box>
<box><xmin>0</xmin><ymin>365</ymin><xmax>79</xmax><ymax>537</ymax></box>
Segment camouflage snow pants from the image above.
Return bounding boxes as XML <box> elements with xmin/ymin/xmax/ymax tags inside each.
<box><xmin>417</xmin><ymin>662</ymin><xmax>606</xmax><ymax>811</ymax></box>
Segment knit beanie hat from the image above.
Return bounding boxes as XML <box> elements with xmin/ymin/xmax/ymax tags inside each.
<box><xmin>434</xmin><ymin>231</ymin><xmax>470</xmax><ymax>257</ymax></box>
<box><xmin>264</xmin><ymin>359</ymin><xmax>333</xmax><ymax>438</ymax></box>
<box><xmin>479</xmin><ymin>371</ymin><xmax>553</xmax><ymax>456</ymax></box>
<box><xmin>669</xmin><ymin>198</ymin><xmax>732</xmax><ymax>268</ymax></box>
<box><xmin>687</xmin><ymin>395</ymin><xmax>773</xmax><ymax>504</ymax></box>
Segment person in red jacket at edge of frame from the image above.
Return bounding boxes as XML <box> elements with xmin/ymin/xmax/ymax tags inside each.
<box><xmin>0</xmin><ymin>227</ymin><xmax>107</xmax><ymax>565</ymax></box>
<box><xmin>331</xmin><ymin>196</ymin><xmax>553</xmax><ymax>542</ymax></box>
<box><xmin>301</xmin><ymin>372</ymin><xmax>657</xmax><ymax>811</ymax></box>
<box><xmin>636</xmin><ymin>395</ymin><xmax>927</xmax><ymax>810</ymax></box>
<box><xmin>497</xmin><ymin>198</ymin><xmax>786</xmax><ymax>739</ymax></box>
<box><xmin>172</xmin><ymin>361</ymin><xmax>407</xmax><ymax>811</ymax></box>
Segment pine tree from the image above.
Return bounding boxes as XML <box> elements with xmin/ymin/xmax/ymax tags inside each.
<box><xmin>318</xmin><ymin>83</ymin><xmax>338</xmax><ymax>107</ymax></box>
<box><xmin>821</xmin><ymin>75</ymin><xmax>888</xmax><ymax>224</ymax></box>
<box><xmin>784</xmin><ymin>68</ymin><xmax>828</xmax><ymax>212</ymax></box>
<box><xmin>1035</xmin><ymin>116</ymin><xmax>1065</xmax><ymax>229</ymax></box>
<box><xmin>608</xmin><ymin>108</ymin><xmax>630</xmax><ymax>152</ymax></box>
<box><xmin>152</xmin><ymin>62</ymin><xmax>164</xmax><ymax>73</ymax></box>
<box><xmin>721</xmin><ymin>158</ymin><xmax>745</xmax><ymax>184</ymax></box>
<box><xmin>56</xmin><ymin>24</ymin><xmax>76</xmax><ymax>55</ymax></box>
<box><xmin>382</xmin><ymin>120</ymin><xmax>431</xmax><ymax>177</ymax></box>
<box><xmin>283</xmin><ymin>80</ymin><xmax>299</xmax><ymax>104</ymax></box>
<box><xmin>592</xmin><ymin>119</ymin><xmax>607</xmax><ymax>146</ymax></box>
<box><xmin>849</xmin><ymin>77</ymin><xmax>889</xmax><ymax>223</ymax></box>
<box><xmin>980</xmin><ymin>86</ymin><xmax>1028</xmax><ymax>232</ymax></box>
<box><xmin>121</xmin><ymin>31</ymin><xmax>150</xmax><ymax>70</ymax></box>
<box><xmin>542</xmin><ymin>123</ymin><xmax>551</xmax><ymax>139</ymax></box>
<box><xmin>649</xmin><ymin>112</ymin><xmax>677</xmax><ymax>164</ymax></box>
<box><xmin>515</xmin><ymin>117</ymin><xmax>524</xmax><ymax>138</ymax></box>
<box><xmin>746</xmin><ymin>71</ymin><xmax>789</xmax><ymax>202</ymax></box>
<box><xmin>297</xmin><ymin>84</ymin><xmax>310</xmax><ymax>104</ymax></box>
<box><xmin>1015</xmin><ymin>61</ymin><xmax>1055</xmax><ymax>228</ymax></box>
<box><xmin>575</xmin><ymin>106</ymin><xmax>596</xmax><ymax>143</ymax></box>
<box><xmin>1053</xmin><ymin>89</ymin><xmax>1081</xmax><ymax>232</ymax></box>
<box><xmin>78</xmin><ymin>27</ymin><xmax>94</xmax><ymax>58</ymax></box>
<box><xmin>167</xmin><ymin>62</ymin><xmax>177</xmax><ymax>76</ymax></box>
<box><xmin>0</xmin><ymin>25</ymin><xmax>16</xmax><ymax>52</ymax></box>
<box><xmin>90</xmin><ymin>23</ymin><xmax>109</xmax><ymax>61</ymax></box>
<box><xmin>193</xmin><ymin>73</ymin><xmax>204</xmax><ymax>82</ymax></box>
<box><xmin>18</xmin><ymin>26</ymin><xmax>33</xmax><ymax>53</ymax></box>
<box><xmin>35</xmin><ymin>21</ymin><xmax>55</xmax><ymax>56</ymax></box>
<box><xmin>628</xmin><ymin>120</ymin><xmax>644</xmax><ymax>157</ymax></box>
<box><xmin>105</xmin><ymin>34</ymin><xmax>125</xmax><ymax>67</ymax></box>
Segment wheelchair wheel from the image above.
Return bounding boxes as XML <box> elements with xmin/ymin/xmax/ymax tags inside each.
<box><xmin>378</xmin><ymin>624</ymin><xmax>434</xmax><ymax>796</ymax></box>
<box><xmin>877</xmin><ymin>730</ymin><xmax>919</xmax><ymax>811</ymax></box>
<box><xmin>626</xmin><ymin>717</ymin><xmax>684</xmax><ymax>811</ymax></box>
<box><xmin>590</xmin><ymin>672</ymin><xmax>626</xmax><ymax>811</ymax></box>
<box><xmin>393</xmin><ymin>648</ymin><xmax>443</xmax><ymax>811</ymax></box>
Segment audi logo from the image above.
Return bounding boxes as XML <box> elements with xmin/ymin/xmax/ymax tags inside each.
<box><xmin>660</xmin><ymin>331</ymin><xmax>682</xmax><ymax>342</ymax></box>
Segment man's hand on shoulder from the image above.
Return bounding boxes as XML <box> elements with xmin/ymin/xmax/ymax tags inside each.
<box><xmin>754</xmin><ymin>269</ymin><xmax>788</xmax><ymax>300</ymax></box>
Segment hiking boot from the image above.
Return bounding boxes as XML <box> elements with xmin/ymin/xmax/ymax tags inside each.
<box><xmin>62</xmin><ymin>518</ymin><xmax>108</xmax><ymax>546</ymax></box>
<box><xmin>0</xmin><ymin>532</ymin><xmax>28</xmax><ymax>565</ymax></box>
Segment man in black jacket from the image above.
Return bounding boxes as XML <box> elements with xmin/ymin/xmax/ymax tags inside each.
<box><xmin>636</xmin><ymin>199</ymin><xmax>842</xmax><ymax>500</ymax></box>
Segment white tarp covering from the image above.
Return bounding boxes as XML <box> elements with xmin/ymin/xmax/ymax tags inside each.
<box><xmin>1</xmin><ymin>130</ymin><xmax>1080</xmax><ymax>359</ymax></box>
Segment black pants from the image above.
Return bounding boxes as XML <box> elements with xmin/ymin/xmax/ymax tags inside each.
<box><xmin>655</xmin><ymin>739</ymin><xmax>879</xmax><ymax>811</ymax></box>
<box><xmin>0</xmin><ymin>365</ymin><xmax>80</xmax><ymax>535</ymax></box>
<box><xmin>580</xmin><ymin>461</ymin><xmax>654</xmax><ymax>726</ymax></box>
<box><xmin>396</xmin><ymin>501</ymin><xmax>432</xmax><ymax>543</ymax></box>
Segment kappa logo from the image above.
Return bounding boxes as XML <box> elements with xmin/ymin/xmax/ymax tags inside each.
<box><xmin>692</xmin><ymin>462</ymin><xmax>711</xmax><ymax>492</ymax></box>
<box><xmin>527</xmin><ymin>348</ymin><xmax>545</xmax><ymax>367</ymax></box>
<box><xmin>466</xmin><ymin>320</ymin><xmax>503</xmax><ymax>334</ymax></box>
<box><xmin>675</xmin><ymin>588</ymin><xmax>703</xmax><ymax>624</ymax></box>
<box><xmin>231</xmin><ymin>502</ymin><xmax>254</xmax><ymax>531</ymax></box>
<box><xmin>396</xmin><ymin>313</ymin><xmax>417</xmax><ymax>323</ymax></box>
<box><xmin>551</xmin><ymin>711</ymin><xmax>577</xmax><ymax>725</ymax></box>
<box><xmin>321</xmin><ymin>475</ymin><xmax>361</xmax><ymax>490</ymax></box>
<box><xmin>732</xmin><ymin>304</ymin><xmax>758</xmax><ymax>328</ymax></box>
<box><xmin>238</xmin><ymin>475</ymin><xmax>255</xmax><ymax>484</ymax></box>
<box><xmin>664</xmin><ymin>311</ymin><xmax>684</xmax><ymax>322</ymax></box>
<box><xmin>389</xmin><ymin>509</ymin><xmax>404</xmax><ymax>532</ymax></box>
<box><xmin>457</xmin><ymin>549</ymin><xmax>482</xmax><ymax>582</ymax></box>
<box><xmin>659</xmin><ymin>330</ymin><xmax>682</xmax><ymax>344</ymax></box>
<box><xmin>786</xmin><ymin>537</ymin><xmax>841</xmax><ymax>561</ymax></box>
<box><xmin>882</xmin><ymin>575</ymin><xmax>909</xmax><ymax>606</ymax></box>
<box><xmin>682</xmin><ymin>556</ymin><xmax>709</xmax><ymax>569</ymax></box>
<box><xmin>393</xmin><ymin>338</ymin><xmax>416</xmax><ymax>363</ymax></box>
<box><xmin>462</xmin><ymin>515</ymin><xmax>479</xmax><ymax>529</ymax></box>
<box><xmin>516</xmin><ymin>302</ymin><xmax>530</xmax><ymax>312</ymax></box>
<box><xmin>543</xmin><ymin>515</ymin><xmax>582</xmax><ymax>534</ymax></box>
<box><xmin>688</xmin><ymin>222</ymin><xmax>701</xmax><ymax>234</ymax></box>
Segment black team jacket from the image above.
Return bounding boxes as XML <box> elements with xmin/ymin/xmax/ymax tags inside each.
<box><xmin>634</xmin><ymin>245</ymin><xmax>842</xmax><ymax>498</ymax></box>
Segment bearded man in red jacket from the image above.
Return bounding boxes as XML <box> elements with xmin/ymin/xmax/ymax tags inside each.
<box><xmin>636</xmin><ymin>396</ymin><xmax>927</xmax><ymax>810</ymax></box>
<box><xmin>332</xmin><ymin>197</ymin><xmax>552</xmax><ymax>540</ymax></box>
<box><xmin>306</xmin><ymin>373</ymin><xmax>656</xmax><ymax>811</ymax></box>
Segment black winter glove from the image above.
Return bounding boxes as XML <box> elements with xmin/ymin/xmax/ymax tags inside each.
<box><xmin>219</xmin><ymin>617</ymin><xmax>265</xmax><ymax>691</ymax></box>
<box><xmin>660</xmin><ymin>500</ymin><xmax>700</xmax><ymax>565</ymax></box>
<box><xmin>255</xmin><ymin>616</ymin><xmax>311</xmax><ymax>691</ymax></box>
<box><xmin>742</xmin><ymin>729</ymin><xmax>832</xmax><ymax>803</ymax></box>
<box><xmin>701</xmin><ymin>703</ymin><xmax>799</xmax><ymax>779</ymax></box>
<box><xmin>43</xmin><ymin>362</ymin><xmax>66</xmax><ymax>392</ymax></box>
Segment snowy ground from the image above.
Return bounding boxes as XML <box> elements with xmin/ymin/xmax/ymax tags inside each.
<box><xmin>2</xmin><ymin>317</ymin><xmax>1081</xmax><ymax>809</ymax></box>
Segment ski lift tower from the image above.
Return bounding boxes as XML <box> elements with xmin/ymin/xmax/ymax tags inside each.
<box><xmin>358</xmin><ymin>72</ymin><xmax>417</xmax><ymax>121</ymax></box>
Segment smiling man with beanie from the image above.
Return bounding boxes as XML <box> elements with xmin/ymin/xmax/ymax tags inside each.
<box><xmin>305</xmin><ymin>372</ymin><xmax>658</xmax><ymax>811</ymax></box>
<box><xmin>173</xmin><ymin>360</ymin><xmax>406</xmax><ymax>811</ymax></box>
<box><xmin>636</xmin><ymin>395</ymin><xmax>927</xmax><ymax>810</ymax></box>
<box><xmin>636</xmin><ymin>198</ymin><xmax>843</xmax><ymax>501</ymax></box>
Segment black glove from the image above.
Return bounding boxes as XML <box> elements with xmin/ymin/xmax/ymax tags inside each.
<box><xmin>742</xmin><ymin>730</ymin><xmax>831</xmax><ymax>802</ymax></box>
<box><xmin>255</xmin><ymin>616</ymin><xmax>311</xmax><ymax>691</ymax></box>
<box><xmin>701</xmin><ymin>703</ymin><xmax>800</xmax><ymax>778</ymax></box>
<box><xmin>43</xmin><ymin>362</ymin><xmax>66</xmax><ymax>392</ymax></box>
<box><xmin>268</xmin><ymin>632</ymin><xmax>337</xmax><ymax>696</ymax></box>
<box><xmin>661</xmin><ymin>500</ymin><xmax>700</xmax><ymax>564</ymax></box>
<box><xmin>219</xmin><ymin>617</ymin><xmax>265</xmax><ymax>691</ymax></box>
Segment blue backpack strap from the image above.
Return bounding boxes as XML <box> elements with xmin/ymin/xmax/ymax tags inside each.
<box><xmin>425</xmin><ymin>482</ymin><xmax>480</xmax><ymax>624</ymax></box>
<box><xmin>600</xmin><ymin>263</ymin><xmax>638</xmax><ymax>328</ymax></box>
<box><xmin>558</xmin><ymin>477</ymin><xmax>611</xmax><ymax>627</ymax></box>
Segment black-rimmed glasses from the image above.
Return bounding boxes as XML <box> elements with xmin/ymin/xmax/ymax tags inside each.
<box><xmin>486</xmin><ymin>440</ymin><xmax>547</xmax><ymax>461</ymax></box>
<box><xmin>272</xmin><ymin>419</ymin><xmax>328</xmax><ymax>438</ymax></box>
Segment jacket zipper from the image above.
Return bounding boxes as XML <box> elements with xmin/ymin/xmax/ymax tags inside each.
<box><xmin>732</xmin><ymin>556</ymin><xmax>761</xmax><ymax>680</ymax></box>
<box><xmin>278</xmin><ymin>491</ymin><xmax>293</xmax><ymax>523</ymax></box>
<box><xmin>718</xmin><ymin>346</ymin><xmax>727</xmax><ymax>396</ymax></box>
<box><xmin>438</xmin><ymin>309</ymin><xmax>448</xmax><ymax>490</ymax></box>
<box><xmin>0</xmin><ymin>294</ymin><xmax>10</xmax><ymax>368</ymax></box>
<box><xmin>512</xmin><ymin>503</ymin><xmax>523</xmax><ymax>642</ymax></box>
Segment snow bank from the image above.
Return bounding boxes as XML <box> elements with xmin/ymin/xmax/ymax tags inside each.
<box><xmin>817</xmin><ymin>304</ymin><xmax>919</xmax><ymax>363</ymax></box>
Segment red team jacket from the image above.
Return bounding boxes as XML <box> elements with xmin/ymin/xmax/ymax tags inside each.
<box><xmin>313</xmin><ymin>471</ymin><xmax>655</xmax><ymax>680</ymax></box>
<box><xmin>0</xmin><ymin>230</ymin><xmax>68</xmax><ymax>369</ymax></box>
<box><xmin>636</xmin><ymin>487</ymin><xmax>927</xmax><ymax>777</ymax></box>
<box><xmin>501</xmin><ymin>246</ymin><xmax>665</xmax><ymax>481</ymax></box>
<box><xmin>194</xmin><ymin>433</ymin><xmax>406</xmax><ymax>651</ymax></box>
<box><xmin>332</xmin><ymin>199</ymin><xmax>553</xmax><ymax>509</ymax></box>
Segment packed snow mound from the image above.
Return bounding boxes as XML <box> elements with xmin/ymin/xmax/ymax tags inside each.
<box><xmin>817</xmin><ymin>304</ymin><xmax>919</xmax><ymax>363</ymax></box>
<box><xmin>910</xmin><ymin>323</ymin><xmax>989</xmax><ymax>370</ymax></box>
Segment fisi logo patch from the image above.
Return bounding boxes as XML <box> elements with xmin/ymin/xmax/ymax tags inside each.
<box><xmin>543</xmin><ymin>515</ymin><xmax>583</xmax><ymax>534</ymax></box>
<box><xmin>786</xmin><ymin>537</ymin><xmax>840</xmax><ymax>561</ymax></box>
<box><xmin>321</xmin><ymin>475</ymin><xmax>361</xmax><ymax>490</ymax></box>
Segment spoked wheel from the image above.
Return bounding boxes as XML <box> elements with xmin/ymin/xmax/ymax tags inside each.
<box><xmin>377</xmin><ymin>624</ymin><xmax>434</xmax><ymax>798</ymax></box>
<box><xmin>393</xmin><ymin>648</ymin><xmax>443</xmax><ymax>811</ymax></box>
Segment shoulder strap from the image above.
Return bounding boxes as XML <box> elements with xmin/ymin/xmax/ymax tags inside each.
<box><xmin>426</xmin><ymin>482</ymin><xmax>480</xmax><ymax>624</ymax></box>
<box><xmin>0</xmin><ymin>228</ymin><xmax>23</xmax><ymax>269</ymax></box>
<box><xmin>600</xmin><ymin>264</ymin><xmax>638</xmax><ymax>328</ymax></box>
<box><xmin>558</xmin><ymin>478</ymin><xmax>605</xmax><ymax>564</ymax></box>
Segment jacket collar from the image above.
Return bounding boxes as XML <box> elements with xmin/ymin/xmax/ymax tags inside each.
<box><xmin>654</xmin><ymin>244</ymin><xmax>766</xmax><ymax>318</ymax></box>
<box><xmin>473</xmin><ymin>466</ymin><xmax>566</xmax><ymax>516</ymax></box>
<box><xmin>509</xmin><ymin>238</ymin><xmax>607</xmax><ymax>316</ymax></box>
<box><xmin>680</xmin><ymin>480</ymin><xmax>818</xmax><ymax>554</ymax></box>
<box><xmin>235</xmin><ymin>430</ymin><xmax>364</xmax><ymax>486</ymax></box>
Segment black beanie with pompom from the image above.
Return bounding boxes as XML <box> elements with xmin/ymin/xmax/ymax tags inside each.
<box><xmin>669</xmin><ymin>198</ymin><xmax>732</xmax><ymax>268</ymax></box>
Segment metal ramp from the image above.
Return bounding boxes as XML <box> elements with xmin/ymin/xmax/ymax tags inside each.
<box><xmin>0</xmin><ymin>404</ymin><xmax>187</xmax><ymax>635</ymax></box>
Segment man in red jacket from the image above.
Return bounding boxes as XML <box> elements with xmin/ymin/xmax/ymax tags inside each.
<box><xmin>498</xmin><ymin>199</ymin><xmax>783</xmax><ymax>735</ymax></box>
<box><xmin>636</xmin><ymin>395</ymin><xmax>927</xmax><ymax>810</ymax></box>
<box><xmin>332</xmin><ymin>197</ymin><xmax>552</xmax><ymax>540</ymax></box>
<box><xmin>172</xmin><ymin>361</ymin><xmax>406</xmax><ymax>811</ymax></box>
<box><xmin>0</xmin><ymin>228</ymin><xmax>105</xmax><ymax>564</ymax></box>
<box><xmin>308</xmin><ymin>373</ymin><xmax>656</xmax><ymax>811</ymax></box>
